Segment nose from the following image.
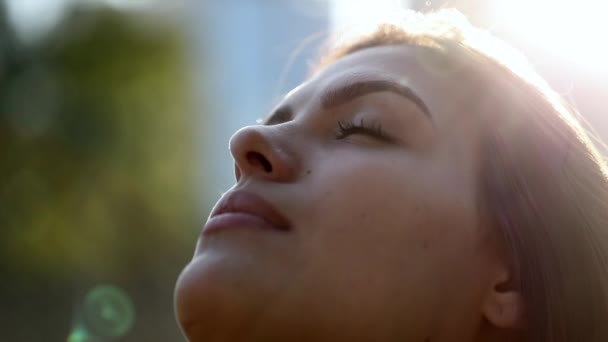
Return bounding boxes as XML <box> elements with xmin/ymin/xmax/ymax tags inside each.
<box><xmin>229</xmin><ymin>125</ymin><xmax>299</xmax><ymax>183</ymax></box>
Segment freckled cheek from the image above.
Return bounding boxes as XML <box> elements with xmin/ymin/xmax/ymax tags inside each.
<box><xmin>306</xmin><ymin>164</ymin><xmax>436</xmax><ymax>243</ymax></box>
<box><xmin>304</xmin><ymin>159</ymin><xmax>477</xmax><ymax>258</ymax></box>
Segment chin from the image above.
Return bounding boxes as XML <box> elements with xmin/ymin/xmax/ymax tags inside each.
<box><xmin>174</xmin><ymin>256</ymin><xmax>244</xmax><ymax>340</ymax></box>
<box><xmin>174</xmin><ymin>258</ymin><xmax>215</xmax><ymax>340</ymax></box>
<box><xmin>174</xmin><ymin>254</ymin><xmax>276</xmax><ymax>341</ymax></box>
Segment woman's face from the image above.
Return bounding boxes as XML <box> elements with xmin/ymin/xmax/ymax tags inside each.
<box><xmin>176</xmin><ymin>45</ymin><xmax>510</xmax><ymax>341</ymax></box>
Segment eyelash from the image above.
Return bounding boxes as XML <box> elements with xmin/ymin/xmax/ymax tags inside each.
<box><xmin>335</xmin><ymin>118</ymin><xmax>391</xmax><ymax>141</ymax></box>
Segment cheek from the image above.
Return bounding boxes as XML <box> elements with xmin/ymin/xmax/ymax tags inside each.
<box><xmin>294</xmin><ymin>153</ymin><xmax>485</xmax><ymax>332</ymax></box>
<box><xmin>304</xmin><ymin>152</ymin><xmax>481</xmax><ymax>278</ymax></box>
<box><xmin>307</xmin><ymin>154</ymin><xmax>435</xmax><ymax>244</ymax></box>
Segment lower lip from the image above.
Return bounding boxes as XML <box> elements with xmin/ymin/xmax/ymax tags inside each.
<box><xmin>202</xmin><ymin>212</ymin><xmax>286</xmax><ymax>234</ymax></box>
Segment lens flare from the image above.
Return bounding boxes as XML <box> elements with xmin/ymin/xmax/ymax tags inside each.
<box><xmin>489</xmin><ymin>0</ymin><xmax>608</xmax><ymax>70</ymax></box>
<box><xmin>82</xmin><ymin>285</ymin><xmax>135</xmax><ymax>339</ymax></box>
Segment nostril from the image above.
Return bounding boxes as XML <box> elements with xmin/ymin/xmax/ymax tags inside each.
<box><xmin>246</xmin><ymin>151</ymin><xmax>273</xmax><ymax>173</ymax></box>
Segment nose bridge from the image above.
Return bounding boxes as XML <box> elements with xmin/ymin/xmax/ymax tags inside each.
<box><xmin>229</xmin><ymin>124</ymin><xmax>299</xmax><ymax>182</ymax></box>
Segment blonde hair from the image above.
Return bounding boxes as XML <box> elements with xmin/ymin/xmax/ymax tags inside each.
<box><xmin>318</xmin><ymin>9</ymin><xmax>608</xmax><ymax>342</ymax></box>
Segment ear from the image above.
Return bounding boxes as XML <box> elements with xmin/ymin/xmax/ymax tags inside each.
<box><xmin>481</xmin><ymin>268</ymin><xmax>525</xmax><ymax>329</ymax></box>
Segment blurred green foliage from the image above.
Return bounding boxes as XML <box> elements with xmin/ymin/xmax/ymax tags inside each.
<box><xmin>0</xmin><ymin>4</ymin><xmax>199</xmax><ymax>341</ymax></box>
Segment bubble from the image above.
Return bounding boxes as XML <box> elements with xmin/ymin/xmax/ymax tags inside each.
<box><xmin>82</xmin><ymin>285</ymin><xmax>135</xmax><ymax>339</ymax></box>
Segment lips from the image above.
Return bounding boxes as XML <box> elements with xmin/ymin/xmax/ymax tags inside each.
<box><xmin>203</xmin><ymin>191</ymin><xmax>291</xmax><ymax>233</ymax></box>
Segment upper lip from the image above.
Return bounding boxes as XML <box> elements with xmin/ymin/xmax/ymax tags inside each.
<box><xmin>209</xmin><ymin>190</ymin><xmax>291</xmax><ymax>231</ymax></box>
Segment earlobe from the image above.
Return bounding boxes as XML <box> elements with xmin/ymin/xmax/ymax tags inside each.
<box><xmin>482</xmin><ymin>269</ymin><xmax>525</xmax><ymax>329</ymax></box>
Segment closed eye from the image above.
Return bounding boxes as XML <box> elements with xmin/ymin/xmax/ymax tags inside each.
<box><xmin>336</xmin><ymin>119</ymin><xmax>394</xmax><ymax>142</ymax></box>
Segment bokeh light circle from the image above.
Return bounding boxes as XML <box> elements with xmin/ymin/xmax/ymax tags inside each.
<box><xmin>83</xmin><ymin>285</ymin><xmax>135</xmax><ymax>339</ymax></box>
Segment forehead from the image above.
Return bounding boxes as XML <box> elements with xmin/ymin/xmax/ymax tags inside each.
<box><xmin>318</xmin><ymin>44</ymin><xmax>462</xmax><ymax>90</ymax></box>
<box><xmin>318</xmin><ymin>44</ymin><xmax>423</xmax><ymax>81</ymax></box>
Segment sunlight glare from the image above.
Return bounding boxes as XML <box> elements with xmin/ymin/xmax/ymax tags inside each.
<box><xmin>329</xmin><ymin>0</ymin><xmax>413</xmax><ymax>44</ymax></box>
<box><xmin>491</xmin><ymin>0</ymin><xmax>608</xmax><ymax>70</ymax></box>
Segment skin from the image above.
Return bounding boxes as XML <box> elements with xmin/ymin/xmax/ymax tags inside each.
<box><xmin>175</xmin><ymin>44</ymin><xmax>519</xmax><ymax>341</ymax></box>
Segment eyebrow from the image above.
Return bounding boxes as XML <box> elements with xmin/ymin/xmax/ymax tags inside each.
<box><xmin>263</xmin><ymin>78</ymin><xmax>432</xmax><ymax>125</ymax></box>
<box><xmin>321</xmin><ymin>79</ymin><xmax>431</xmax><ymax>118</ymax></box>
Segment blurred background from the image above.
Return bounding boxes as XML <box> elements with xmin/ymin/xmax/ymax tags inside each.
<box><xmin>0</xmin><ymin>0</ymin><xmax>606</xmax><ymax>341</ymax></box>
